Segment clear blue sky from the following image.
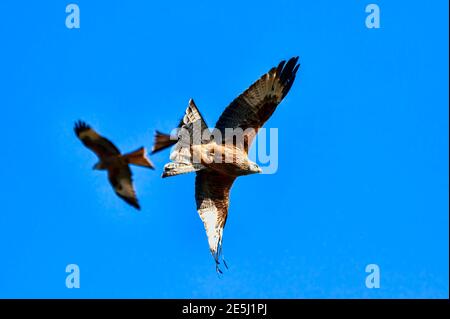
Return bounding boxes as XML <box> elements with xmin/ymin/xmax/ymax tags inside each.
<box><xmin>0</xmin><ymin>1</ymin><xmax>448</xmax><ymax>298</ymax></box>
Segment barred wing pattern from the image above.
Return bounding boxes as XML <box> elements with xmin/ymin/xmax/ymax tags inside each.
<box><xmin>195</xmin><ymin>170</ymin><xmax>236</xmax><ymax>273</ymax></box>
<box><xmin>215</xmin><ymin>57</ymin><xmax>299</xmax><ymax>152</ymax></box>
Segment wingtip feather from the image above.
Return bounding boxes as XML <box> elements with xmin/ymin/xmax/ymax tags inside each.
<box><xmin>74</xmin><ymin>120</ymin><xmax>91</xmax><ymax>136</ymax></box>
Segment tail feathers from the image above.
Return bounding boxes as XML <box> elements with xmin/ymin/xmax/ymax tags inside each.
<box><xmin>162</xmin><ymin>162</ymin><xmax>204</xmax><ymax>178</ymax></box>
<box><xmin>123</xmin><ymin>147</ymin><xmax>154</xmax><ymax>169</ymax></box>
<box><xmin>151</xmin><ymin>131</ymin><xmax>177</xmax><ymax>154</ymax></box>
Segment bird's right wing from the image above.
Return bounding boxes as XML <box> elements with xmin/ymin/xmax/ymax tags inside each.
<box><xmin>108</xmin><ymin>163</ymin><xmax>140</xmax><ymax>210</ymax></box>
<box><xmin>74</xmin><ymin>121</ymin><xmax>121</xmax><ymax>158</ymax></box>
<box><xmin>195</xmin><ymin>170</ymin><xmax>236</xmax><ymax>272</ymax></box>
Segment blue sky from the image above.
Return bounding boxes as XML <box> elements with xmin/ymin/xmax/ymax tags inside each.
<box><xmin>0</xmin><ymin>1</ymin><xmax>448</xmax><ymax>298</ymax></box>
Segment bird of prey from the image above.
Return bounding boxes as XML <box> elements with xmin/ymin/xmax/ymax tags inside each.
<box><xmin>152</xmin><ymin>57</ymin><xmax>300</xmax><ymax>273</ymax></box>
<box><xmin>74</xmin><ymin>120</ymin><xmax>154</xmax><ymax>210</ymax></box>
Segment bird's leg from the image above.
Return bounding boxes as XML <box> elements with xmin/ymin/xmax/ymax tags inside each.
<box><xmin>222</xmin><ymin>258</ymin><xmax>229</xmax><ymax>270</ymax></box>
<box><xmin>214</xmin><ymin>255</ymin><xmax>224</xmax><ymax>275</ymax></box>
<box><xmin>215</xmin><ymin>263</ymin><xmax>223</xmax><ymax>275</ymax></box>
<box><xmin>220</xmin><ymin>249</ymin><xmax>229</xmax><ymax>270</ymax></box>
<box><xmin>217</xmin><ymin>242</ymin><xmax>229</xmax><ymax>270</ymax></box>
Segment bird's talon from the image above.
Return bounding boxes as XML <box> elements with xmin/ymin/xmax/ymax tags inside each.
<box><xmin>216</xmin><ymin>264</ymin><xmax>223</xmax><ymax>275</ymax></box>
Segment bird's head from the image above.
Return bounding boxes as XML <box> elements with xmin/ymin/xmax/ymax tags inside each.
<box><xmin>248</xmin><ymin>162</ymin><xmax>262</xmax><ymax>174</ymax></box>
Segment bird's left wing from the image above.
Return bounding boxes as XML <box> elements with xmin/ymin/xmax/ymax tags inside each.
<box><xmin>214</xmin><ymin>57</ymin><xmax>299</xmax><ymax>153</ymax></box>
<box><xmin>195</xmin><ymin>170</ymin><xmax>236</xmax><ymax>273</ymax></box>
<box><xmin>108</xmin><ymin>164</ymin><xmax>140</xmax><ymax>210</ymax></box>
<box><xmin>74</xmin><ymin>121</ymin><xmax>121</xmax><ymax>159</ymax></box>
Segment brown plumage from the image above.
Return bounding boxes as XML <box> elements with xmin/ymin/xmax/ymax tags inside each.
<box><xmin>154</xmin><ymin>57</ymin><xmax>300</xmax><ymax>272</ymax></box>
<box><xmin>152</xmin><ymin>130</ymin><xmax>177</xmax><ymax>155</ymax></box>
<box><xmin>74</xmin><ymin>120</ymin><xmax>154</xmax><ymax>210</ymax></box>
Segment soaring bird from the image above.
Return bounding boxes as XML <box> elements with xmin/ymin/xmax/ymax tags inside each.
<box><xmin>74</xmin><ymin>120</ymin><xmax>154</xmax><ymax>210</ymax></box>
<box><xmin>152</xmin><ymin>57</ymin><xmax>300</xmax><ymax>273</ymax></box>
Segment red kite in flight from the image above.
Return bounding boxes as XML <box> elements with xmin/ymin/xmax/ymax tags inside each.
<box><xmin>75</xmin><ymin>121</ymin><xmax>154</xmax><ymax>210</ymax></box>
<box><xmin>152</xmin><ymin>57</ymin><xmax>300</xmax><ymax>272</ymax></box>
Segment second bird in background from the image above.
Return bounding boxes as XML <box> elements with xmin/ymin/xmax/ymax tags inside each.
<box><xmin>74</xmin><ymin>120</ymin><xmax>154</xmax><ymax>210</ymax></box>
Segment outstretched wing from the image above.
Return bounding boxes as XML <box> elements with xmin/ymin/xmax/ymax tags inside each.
<box><xmin>215</xmin><ymin>57</ymin><xmax>300</xmax><ymax>152</ymax></box>
<box><xmin>74</xmin><ymin>120</ymin><xmax>121</xmax><ymax>159</ymax></box>
<box><xmin>195</xmin><ymin>170</ymin><xmax>236</xmax><ymax>272</ymax></box>
<box><xmin>151</xmin><ymin>99</ymin><xmax>210</xmax><ymax>155</ymax></box>
<box><xmin>170</xmin><ymin>99</ymin><xmax>211</xmax><ymax>165</ymax></box>
<box><xmin>108</xmin><ymin>163</ymin><xmax>140</xmax><ymax>210</ymax></box>
<box><xmin>178</xmin><ymin>98</ymin><xmax>210</xmax><ymax>145</ymax></box>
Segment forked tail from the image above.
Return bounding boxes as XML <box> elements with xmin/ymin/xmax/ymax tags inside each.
<box><xmin>151</xmin><ymin>131</ymin><xmax>177</xmax><ymax>154</ymax></box>
<box><xmin>122</xmin><ymin>147</ymin><xmax>154</xmax><ymax>169</ymax></box>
